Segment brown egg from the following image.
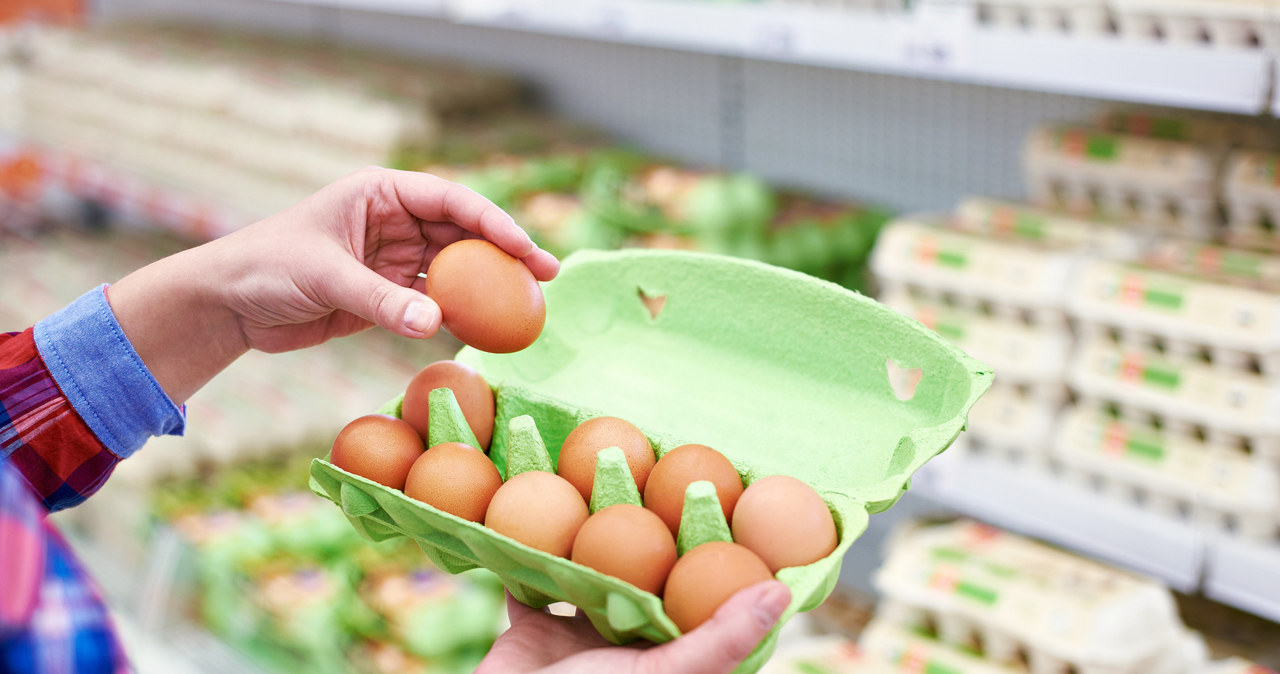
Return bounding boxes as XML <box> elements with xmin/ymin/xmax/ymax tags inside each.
<box><xmin>662</xmin><ymin>542</ymin><xmax>773</xmax><ymax>633</ymax></box>
<box><xmin>557</xmin><ymin>417</ymin><xmax>657</xmax><ymax>502</ymax></box>
<box><xmin>731</xmin><ymin>475</ymin><xmax>838</xmax><ymax>573</ymax></box>
<box><xmin>330</xmin><ymin>414</ymin><xmax>425</xmax><ymax>490</ymax></box>
<box><xmin>424</xmin><ymin>239</ymin><xmax>546</xmax><ymax>354</ymax></box>
<box><xmin>401</xmin><ymin>360</ymin><xmax>496</xmax><ymax>450</ymax></box>
<box><xmin>485</xmin><ymin>471</ymin><xmax>589</xmax><ymax>557</ymax></box>
<box><xmin>643</xmin><ymin>444</ymin><xmax>744</xmax><ymax>537</ymax></box>
<box><xmin>404</xmin><ymin>442</ymin><xmax>502</xmax><ymax>522</ymax></box>
<box><xmin>571</xmin><ymin>504</ymin><xmax>677</xmax><ymax>595</ymax></box>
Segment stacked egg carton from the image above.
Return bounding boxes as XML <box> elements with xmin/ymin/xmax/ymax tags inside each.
<box><xmin>15</xmin><ymin>24</ymin><xmax>517</xmax><ymax>227</ymax></box>
<box><xmin>872</xmin><ymin>199</ymin><xmax>1138</xmax><ymax>465</ymax></box>
<box><xmin>1222</xmin><ymin>150</ymin><xmax>1280</xmax><ymax>252</ymax></box>
<box><xmin>974</xmin><ymin>0</ymin><xmax>1279</xmax><ymax>49</ymax></box>
<box><xmin>769</xmin><ymin>0</ymin><xmax>908</xmax><ymax>13</ymax></box>
<box><xmin>1062</xmin><ymin>240</ymin><xmax>1280</xmax><ymax>542</ymax></box>
<box><xmin>870</xmin><ymin>519</ymin><xmax>1209</xmax><ymax>674</ymax></box>
<box><xmin>1023</xmin><ymin>124</ymin><xmax>1218</xmax><ymax>240</ymax></box>
<box><xmin>975</xmin><ymin>0</ymin><xmax>1112</xmax><ymax>35</ymax></box>
<box><xmin>1107</xmin><ymin>0</ymin><xmax>1279</xmax><ymax>49</ymax></box>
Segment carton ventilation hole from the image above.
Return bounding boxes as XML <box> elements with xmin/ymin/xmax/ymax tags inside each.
<box><xmin>887</xmin><ymin>358</ymin><xmax>923</xmax><ymax>401</ymax></box>
<box><xmin>638</xmin><ymin>288</ymin><xmax>666</xmax><ymax>320</ymax></box>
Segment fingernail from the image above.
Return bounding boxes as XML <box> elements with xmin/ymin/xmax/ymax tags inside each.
<box><xmin>403</xmin><ymin>300</ymin><xmax>438</xmax><ymax>334</ymax></box>
<box><xmin>753</xmin><ymin>584</ymin><xmax>790</xmax><ymax>629</ymax></box>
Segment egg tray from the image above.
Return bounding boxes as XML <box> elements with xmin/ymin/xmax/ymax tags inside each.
<box><xmin>309</xmin><ymin>249</ymin><xmax>992</xmax><ymax>672</ymax></box>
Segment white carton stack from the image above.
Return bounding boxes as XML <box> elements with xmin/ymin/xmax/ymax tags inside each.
<box><xmin>870</xmin><ymin>520</ymin><xmax>1209</xmax><ymax>674</ymax></box>
<box><xmin>1064</xmin><ymin>244</ymin><xmax>1280</xmax><ymax>542</ymax></box>
<box><xmin>975</xmin><ymin>0</ymin><xmax>1112</xmax><ymax>36</ymax></box>
<box><xmin>872</xmin><ymin>200</ymin><xmax>1139</xmax><ymax>464</ymax></box>
<box><xmin>14</xmin><ymin>24</ymin><xmax>517</xmax><ymax>230</ymax></box>
<box><xmin>1023</xmin><ymin>125</ymin><xmax>1218</xmax><ymax>240</ymax></box>
<box><xmin>1107</xmin><ymin>0</ymin><xmax>1278</xmax><ymax>49</ymax></box>
<box><xmin>972</xmin><ymin>0</ymin><xmax>1279</xmax><ymax>49</ymax></box>
<box><xmin>1222</xmin><ymin>150</ymin><xmax>1280</xmax><ymax>252</ymax></box>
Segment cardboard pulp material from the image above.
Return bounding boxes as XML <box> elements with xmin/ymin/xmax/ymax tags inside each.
<box><xmin>310</xmin><ymin>249</ymin><xmax>991</xmax><ymax>672</ymax></box>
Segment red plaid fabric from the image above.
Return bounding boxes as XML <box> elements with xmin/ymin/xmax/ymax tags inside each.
<box><xmin>1</xmin><ymin>328</ymin><xmax>128</xmax><ymax>672</ymax></box>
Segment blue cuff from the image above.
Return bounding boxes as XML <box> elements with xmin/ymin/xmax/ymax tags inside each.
<box><xmin>34</xmin><ymin>285</ymin><xmax>185</xmax><ymax>459</ymax></box>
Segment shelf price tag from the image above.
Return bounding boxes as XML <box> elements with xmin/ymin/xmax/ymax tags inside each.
<box><xmin>895</xmin><ymin>1</ymin><xmax>972</xmax><ymax>72</ymax></box>
<box><xmin>593</xmin><ymin>5</ymin><xmax>628</xmax><ymax>38</ymax></box>
<box><xmin>753</xmin><ymin>22</ymin><xmax>797</xmax><ymax>57</ymax></box>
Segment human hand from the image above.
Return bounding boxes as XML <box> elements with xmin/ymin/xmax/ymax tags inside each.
<box><xmin>476</xmin><ymin>581</ymin><xmax>792</xmax><ymax>674</ymax></box>
<box><xmin>109</xmin><ymin>168</ymin><xmax>558</xmax><ymax>403</ymax></box>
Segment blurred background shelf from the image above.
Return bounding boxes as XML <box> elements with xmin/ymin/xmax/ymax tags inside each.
<box><xmin>1205</xmin><ymin>537</ymin><xmax>1280</xmax><ymax>625</ymax></box>
<box><xmin>913</xmin><ymin>448</ymin><xmax>1207</xmax><ymax>592</ymax></box>
<box><xmin>248</xmin><ymin>0</ymin><xmax>1276</xmax><ymax>114</ymax></box>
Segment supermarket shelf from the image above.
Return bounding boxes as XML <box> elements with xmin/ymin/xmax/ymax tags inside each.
<box><xmin>1205</xmin><ymin>536</ymin><xmax>1280</xmax><ymax>624</ymax></box>
<box><xmin>913</xmin><ymin>448</ymin><xmax>1205</xmax><ymax>592</ymax></box>
<box><xmin>265</xmin><ymin>0</ymin><xmax>1275</xmax><ymax>114</ymax></box>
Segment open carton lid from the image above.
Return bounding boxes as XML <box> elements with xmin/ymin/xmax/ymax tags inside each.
<box><xmin>458</xmin><ymin>249</ymin><xmax>992</xmax><ymax>511</ymax></box>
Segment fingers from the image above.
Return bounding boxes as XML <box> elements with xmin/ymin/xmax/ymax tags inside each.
<box><xmin>639</xmin><ymin>581</ymin><xmax>791</xmax><ymax>674</ymax></box>
<box><xmin>380</xmin><ymin>168</ymin><xmax>535</xmax><ymax>256</ymax></box>
<box><xmin>322</xmin><ymin>255</ymin><xmax>442</xmax><ymax>339</ymax></box>
<box><xmin>523</xmin><ymin>246</ymin><xmax>561</xmax><ymax>282</ymax></box>
<box><xmin>506</xmin><ymin>591</ymin><xmax>542</xmax><ymax>624</ymax></box>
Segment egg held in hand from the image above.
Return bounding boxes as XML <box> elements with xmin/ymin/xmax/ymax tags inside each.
<box><xmin>571</xmin><ymin>504</ymin><xmax>677</xmax><ymax>596</ymax></box>
<box><xmin>662</xmin><ymin>541</ymin><xmax>773</xmax><ymax>633</ymax></box>
<box><xmin>643</xmin><ymin>443</ymin><xmax>743</xmax><ymax>537</ymax></box>
<box><xmin>330</xmin><ymin>414</ymin><xmax>425</xmax><ymax>490</ymax></box>
<box><xmin>404</xmin><ymin>442</ymin><xmax>503</xmax><ymax>523</ymax></box>
<box><xmin>485</xmin><ymin>471</ymin><xmax>589</xmax><ymax>558</ymax></box>
<box><xmin>557</xmin><ymin>416</ymin><xmax>656</xmax><ymax>502</ymax></box>
<box><xmin>731</xmin><ymin>474</ymin><xmax>837</xmax><ymax>573</ymax></box>
<box><xmin>424</xmin><ymin>239</ymin><xmax>546</xmax><ymax>354</ymax></box>
<box><xmin>401</xmin><ymin>360</ymin><xmax>496</xmax><ymax>450</ymax></box>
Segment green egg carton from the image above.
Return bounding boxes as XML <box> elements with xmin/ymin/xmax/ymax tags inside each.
<box><xmin>309</xmin><ymin>249</ymin><xmax>991</xmax><ymax>672</ymax></box>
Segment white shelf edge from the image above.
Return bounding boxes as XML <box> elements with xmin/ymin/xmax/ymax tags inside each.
<box><xmin>912</xmin><ymin>447</ymin><xmax>1205</xmax><ymax>592</ymax></box>
<box><xmin>1204</xmin><ymin>535</ymin><xmax>1280</xmax><ymax>624</ymax></box>
<box><xmin>264</xmin><ymin>0</ymin><xmax>1275</xmax><ymax>114</ymax></box>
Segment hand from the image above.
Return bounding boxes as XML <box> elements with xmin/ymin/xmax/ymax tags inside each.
<box><xmin>477</xmin><ymin>581</ymin><xmax>792</xmax><ymax>674</ymax></box>
<box><xmin>108</xmin><ymin>168</ymin><xmax>559</xmax><ymax>404</ymax></box>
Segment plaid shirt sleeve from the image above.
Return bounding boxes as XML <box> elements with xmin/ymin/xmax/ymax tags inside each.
<box><xmin>1</xmin><ymin>285</ymin><xmax>187</xmax><ymax>672</ymax></box>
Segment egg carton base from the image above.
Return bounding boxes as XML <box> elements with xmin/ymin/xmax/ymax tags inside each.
<box><xmin>1024</xmin><ymin>177</ymin><xmax>1215</xmax><ymax>240</ymax></box>
<box><xmin>874</xmin><ymin>598</ymin><xmax>1190</xmax><ymax>674</ymax></box>
<box><xmin>1047</xmin><ymin>454</ymin><xmax>1280</xmax><ymax>543</ymax></box>
<box><xmin>879</xmin><ymin>281</ymin><xmax>1071</xmax><ymax>331</ymax></box>
<box><xmin>1076</xmin><ymin>322</ymin><xmax>1280</xmax><ymax>380</ymax></box>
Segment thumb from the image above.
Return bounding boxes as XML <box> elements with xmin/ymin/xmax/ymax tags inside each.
<box><xmin>640</xmin><ymin>581</ymin><xmax>791</xmax><ymax>674</ymax></box>
<box><xmin>325</xmin><ymin>259</ymin><xmax>442</xmax><ymax>339</ymax></box>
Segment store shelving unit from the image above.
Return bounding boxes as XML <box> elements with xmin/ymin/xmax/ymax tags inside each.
<box><xmin>258</xmin><ymin>0</ymin><xmax>1275</xmax><ymax>114</ymax></box>
<box><xmin>912</xmin><ymin>446</ymin><xmax>1206</xmax><ymax>592</ymax></box>
<box><xmin>1206</xmin><ymin>537</ymin><xmax>1280</xmax><ymax>624</ymax></box>
<box><xmin>18</xmin><ymin>0</ymin><xmax>1277</xmax><ymax>651</ymax></box>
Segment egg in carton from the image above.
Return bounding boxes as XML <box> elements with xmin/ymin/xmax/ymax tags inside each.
<box><xmin>874</xmin><ymin>519</ymin><xmax>1205</xmax><ymax>674</ymax></box>
<box><xmin>871</xmin><ymin>216</ymin><xmax>1078</xmax><ymax>330</ymax></box>
<box><xmin>974</xmin><ymin>0</ymin><xmax>1111</xmax><ymax>36</ymax></box>
<box><xmin>1067</xmin><ymin>332</ymin><xmax>1280</xmax><ymax>467</ymax></box>
<box><xmin>1023</xmin><ymin>126</ymin><xmax>1217</xmax><ymax>240</ymax></box>
<box><xmin>1052</xmin><ymin>405</ymin><xmax>1280</xmax><ymax>541</ymax></box>
<box><xmin>1069</xmin><ymin>258</ymin><xmax>1280</xmax><ymax>378</ymax></box>
<box><xmin>310</xmin><ymin>249</ymin><xmax>991</xmax><ymax>673</ymax></box>
<box><xmin>1106</xmin><ymin>0</ymin><xmax>1279</xmax><ymax>50</ymax></box>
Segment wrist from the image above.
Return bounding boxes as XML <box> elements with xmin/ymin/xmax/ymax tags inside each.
<box><xmin>108</xmin><ymin>242</ymin><xmax>250</xmax><ymax>404</ymax></box>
